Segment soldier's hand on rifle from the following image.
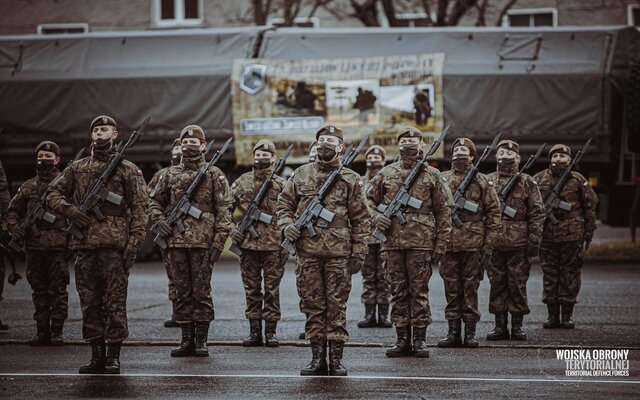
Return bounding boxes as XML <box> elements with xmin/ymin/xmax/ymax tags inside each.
<box><xmin>527</xmin><ymin>243</ymin><xmax>540</xmax><ymax>260</ymax></box>
<box><xmin>230</xmin><ymin>228</ymin><xmax>245</xmax><ymax>245</ymax></box>
<box><xmin>155</xmin><ymin>220</ymin><xmax>172</xmax><ymax>237</ymax></box>
<box><xmin>11</xmin><ymin>226</ymin><xmax>25</xmax><ymax>240</ymax></box>
<box><xmin>373</xmin><ymin>214</ymin><xmax>392</xmax><ymax>231</ymax></box>
<box><xmin>583</xmin><ymin>234</ymin><xmax>592</xmax><ymax>251</ymax></box>
<box><xmin>348</xmin><ymin>253</ymin><xmax>366</xmax><ymax>275</ymax></box>
<box><xmin>70</xmin><ymin>208</ymin><xmax>90</xmax><ymax>228</ymax></box>
<box><xmin>209</xmin><ymin>245</ymin><xmax>221</xmax><ymax>265</ymax></box>
<box><xmin>283</xmin><ymin>224</ymin><xmax>301</xmax><ymax>242</ymax></box>
<box><xmin>479</xmin><ymin>246</ymin><xmax>493</xmax><ymax>266</ymax></box>
<box><xmin>431</xmin><ymin>251</ymin><xmax>444</xmax><ymax>266</ymax></box>
<box><xmin>122</xmin><ymin>246</ymin><xmax>136</xmax><ymax>272</ymax></box>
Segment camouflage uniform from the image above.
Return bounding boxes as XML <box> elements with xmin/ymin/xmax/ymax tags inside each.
<box><xmin>0</xmin><ymin>160</ymin><xmax>9</xmax><ymax>319</ymax></box>
<box><xmin>47</xmin><ymin>145</ymin><xmax>149</xmax><ymax>343</ymax></box>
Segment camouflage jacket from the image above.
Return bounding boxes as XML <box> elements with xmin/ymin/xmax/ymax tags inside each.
<box><xmin>6</xmin><ymin>169</ymin><xmax>67</xmax><ymax>250</ymax></box>
<box><xmin>149</xmin><ymin>154</ymin><xmax>233</xmax><ymax>250</ymax></box>
<box><xmin>363</xmin><ymin>169</ymin><xmax>379</xmax><ymax>246</ymax></box>
<box><xmin>0</xmin><ymin>160</ymin><xmax>10</xmax><ymax>218</ymax></box>
<box><xmin>46</xmin><ymin>147</ymin><xmax>149</xmax><ymax>252</ymax></box>
<box><xmin>487</xmin><ymin>170</ymin><xmax>545</xmax><ymax>251</ymax></box>
<box><xmin>276</xmin><ymin>160</ymin><xmax>370</xmax><ymax>258</ymax></box>
<box><xmin>442</xmin><ymin>169</ymin><xmax>501</xmax><ymax>252</ymax></box>
<box><xmin>231</xmin><ymin>168</ymin><xmax>286</xmax><ymax>251</ymax></box>
<box><xmin>533</xmin><ymin>169</ymin><xmax>598</xmax><ymax>243</ymax></box>
<box><xmin>147</xmin><ymin>166</ymin><xmax>170</xmax><ymax>196</ymax></box>
<box><xmin>366</xmin><ymin>160</ymin><xmax>452</xmax><ymax>253</ymax></box>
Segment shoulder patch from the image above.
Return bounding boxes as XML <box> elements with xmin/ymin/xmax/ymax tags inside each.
<box><xmin>217</xmin><ymin>175</ymin><xmax>226</xmax><ymax>182</ymax></box>
<box><xmin>357</xmin><ymin>180</ymin><xmax>364</xmax><ymax>187</ymax></box>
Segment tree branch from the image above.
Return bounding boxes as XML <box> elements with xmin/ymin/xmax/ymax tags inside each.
<box><xmin>495</xmin><ymin>0</ymin><xmax>518</xmax><ymax>26</ymax></box>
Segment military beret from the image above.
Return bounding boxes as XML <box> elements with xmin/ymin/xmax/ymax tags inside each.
<box><xmin>179</xmin><ymin>124</ymin><xmax>206</xmax><ymax>142</ymax></box>
<box><xmin>548</xmin><ymin>144</ymin><xmax>571</xmax><ymax>158</ymax></box>
<box><xmin>497</xmin><ymin>139</ymin><xmax>520</xmax><ymax>154</ymax></box>
<box><xmin>315</xmin><ymin>125</ymin><xmax>344</xmax><ymax>141</ymax></box>
<box><xmin>365</xmin><ymin>145</ymin><xmax>386</xmax><ymax>159</ymax></box>
<box><xmin>452</xmin><ymin>137</ymin><xmax>476</xmax><ymax>156</ymax></box>
<box><xmin>171</xmin><ymin>138</ymin><xmax>181</xmax><ymax>149</ymax></box>
<box><xmin>396</xmin><ymin>126</ymin><xmax>422</xmax><ymax>142</ymax></box>
<box><xmin>90</xmin><ymin>115</ymin><xmax>117</xmax><ymax>131</ymax></box>
<box><xmin>253</xmin><ymin>139</ymin><xmax>276</xmax><ymax>154</ymax></box>
<box><xmin>35</xmin><ymin>141</ymin><xmax>60</xmax><ymax>156</ymax></box>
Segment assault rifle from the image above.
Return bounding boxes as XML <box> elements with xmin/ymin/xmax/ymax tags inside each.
<box><xmin>498</xmin><ymin>143</ymin><xmax>546</xmax><ymax>219</ymax></box>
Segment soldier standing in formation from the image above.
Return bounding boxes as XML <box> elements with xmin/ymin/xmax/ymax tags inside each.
<box><xmin>47</xmin><ymin>116</ymin><xmax>149</xmax><ymax>374</ymax></box>
<box><xmin>149</xmin><ymin>125</ymin><xmax>233</xmax><ymax>357</ymax></box>
<box><xmin>358</xmin><ymin>145</ymin><xmax>392</xmax><ymax>328</ymax></box>
<box><xmin>534</xmin><ymin>144</ymin><xmax>597</xmax><ymax>329</ymax></box>
<box><xmin>438</xmin><ymin>138</ymin><xmax>501</xmax><ymax>348</ymax></box>
<box><xmin>277</xmin><ymin>125</ymin><xmax>369</xmax><ymax>376</ymax></box>
<box><xmin>147</xmin><ymin>138</ymin><xmax>182</xmax><ymax>328</ymax></box>
<box><xmin>0</xmin><ymin>160</ymin><xmax>11</xmax><ymax>331</ymax></box>
<box><xmin>7</xmin><ymin>142</ymin><xmax>70</xmax><ymax>346</ymax></box>
<box><xmin>486</xmin><ymin>140</ymin><xmax>544</xmax><ymax>340</ymax></box>
<box><xmin>366</xmin><ymin>126</ymin><xmax>452</xmax><ymax>358</ymax></box>
<box><xmin>230</xmin><ymin>139</ymin><xmax>287</xmax><ymax>347</ymax></box>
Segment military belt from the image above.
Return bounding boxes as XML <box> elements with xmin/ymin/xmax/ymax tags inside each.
<box><xmin>508</xmin><ymin>213</ymin><xmax>528</xmax><ymax>221</ymax></box>
<box><xmin>101</xmin><ymin>205</ymin><xmax>126</xmax><ymax>217</ymax></box>
<box><xmin>460</xmin><ymin>214</ymin><xmax>484</xmax><ymax>223</ymax></box>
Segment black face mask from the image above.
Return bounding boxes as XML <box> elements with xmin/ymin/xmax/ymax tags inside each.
<box><xmin>253</xmin><ymin>158</ymin><xmax>272</xmax><ymax>170</ymax></box>
<box><xmin>550</xmin><ymin>162</ymin><xmax>569</xmax><ymax>176</ymax></box>
<box><xmin>181</xmin><ymin>144</ymin><xmax>201</xmax><ymax>158</ymax></box>
<box><xmin>497</xmin><ymin>158</ymin><xmax>518</xmax><ymax>172</ymax></box>
<box><xmin>36</xmin><ymin>159</ymin><xmax>55</xmax><ymax>173</ymax></box>
<box><xmin>399</xmin><ymin>143</ymin><xmax>419</xmax><ymax>158</ymax></box>
<box><xmin>171</xmin><ymin>153</ymin><xmax>181</xmax><ymax>166</ymax></box>
<box><xmin>366</xmin><ymin>160</ymin><xmax>384</xmax><ymax>169</ymax></box>
<box><xmin>452</xmin><ymin>156</ymin><xmax>471</xmax><ymax>173</ymax></box>
<box><xmin>92</xmin><ymin>138</ymin><xmax>112</xmax><ymax>150</ymax></box>
<box><xmin>316</xmin><ymin>143</ymin><xmax>338</xmax><ymax>162</ymax></box>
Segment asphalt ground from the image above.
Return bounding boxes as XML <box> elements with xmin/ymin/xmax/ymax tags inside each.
<box><xmin>0</xmin><ymin>257</ymin><xmax>639</xmax><ymax>399</ymax></box>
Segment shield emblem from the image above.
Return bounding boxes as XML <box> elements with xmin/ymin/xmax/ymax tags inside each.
<box><xmin>239</xmin><ymin>64</ymin><xmax>267</xmax><ymax>95</ymax></box>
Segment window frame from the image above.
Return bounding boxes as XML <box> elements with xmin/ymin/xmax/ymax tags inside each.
<box><xmin>37</xmin><ymin>23</ymin><xmax>89</xmax><ymax>35</ymax></box>
<box><xmin>267</xmin><ymin>17</ymin><xmax>320</xmax><ymax>28</ymax></box>
<box><xmin>505</xmin><ymin>7</ymin><xmax>558</xmax><ymax>28</ymax></box>
<box><xmin>152</xmin><ymin>0</ymin><xmax>204</xmax><ymax>29</ymax></box>
<box><xmin>628</xmin><ymin>4</ymin><xmax>639</xmax><ymax>27</ymax></box>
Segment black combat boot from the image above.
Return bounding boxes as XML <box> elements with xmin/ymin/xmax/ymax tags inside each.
<box><xmin>104</xmin><ymin>341</ymin><xmax>122</xmax><ymax>374</ymax></box>
<box><xmin>242</xmin><ymin>319</ymin><xmax>263</xmax><ymax>347</ymax></box>
<box><xmin>328</xmin><ymin>340</ymin><xmax>348</xmax><ymax>376</ymax></box>
<box><xmin>79</xmin><ymin>337</ymin><xmax>106</xmax><ymax>374</ymax></box>
<box><xmin>171</xmin><ymin>323</ymin><xmax>195</xmax><ymax>357</ymax></box>
<box><xmin>50</xmin><ymin>319</ymin><xmax>65</xmax><ymax>346</ymax></box>
<box><xmin>164</xmin><ymin>302</ymin><xmax>179</xmax><ymax>328</ymax></box>
<box><xmin>357</xmin><ymin>304</ymin><xmax>377</xmax><ymax>328</ymax></box>
<box><xmin>300</xmin><ymin>339</ymin><xmax>328</xmax><ymax>376</ymax></box>
<box><xmin>561</xmin><ymin>304</ymin><xmax>575</xmax><ymax>329</ymax></box>
<box><xmin>264</xmin><ymin>321</ymin><xmax>279</xmax><ymax>347</ymax></box>
<box><xmin>438</xmin><ymin>319</ymin><xmax>462</xmax><ymax>347</ymax></box>
<box><xmin>412</xmin><ymin>326</ymin><xmax>430</xmax><ymax>358</ymax></box>
<box><xmin>486</xmin><ymin>313</ymin><xmax>510</xmax><ymax>340</ymax></box>
<box><xmin>463</xmin><ymin>321</ymin><xmax>479</xmax><ymax>348</ymax></box>
<box><xmin>386</xmin><ymin>326</ymin><xmax>413</xmax><ymax>357</ymax></box>
<box><xmin>377</xmin><ymin>304</ymin><xmax>393</xmax><ymax>328</ymax></box>
<box><xmin>543</xmin><ymin>304</ymin><xmax>561</xmax><ymax>329</ymax></box>
<box><xmin>511</xmin><ymin>315</ymin><xmax>527</xmax><ymax>340</ymax></box>
<box><xmin>28</xmin><ymin>319</ymin><xmax>50</xmax><ymax>347</ymax></box>
<box><xmin>194</xmin><ymin>321</ymin><xmax>210</xmax><ymax>357</ymax></box>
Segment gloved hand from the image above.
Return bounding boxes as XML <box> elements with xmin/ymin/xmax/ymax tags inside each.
<box><xmin>155</xmin><ymin>220</ymin><xmax>172</xmax><ymax>237</ymax></box>
<box><xmin>12</xmin><ymin>226</ymin><xmax>25</xmax><ymax>240</ymax></box>
<box><xmin>348</xmin><ymin>254</ymin><xmax>366</xmax><ymax>275</ymax></box>
<box><xmin>479</xmin><ymin>247</ymin><xmax>493</xmax><ymax>266</ymax></box>
<box><xmin>431</xmin><ymin>251</ymin><xmax>444</xmax><ymax>266</ymax></box>
<box><xmin>283</xmin><ymin>224</ymin><xmax>301</xmax><ymax>242</ymax></box>
<box><xmin>527</xmin><ymin>243</ymin><xmax>540</xmax><ymax>260</ymax></box>
<box><xmin>70</xmin><ymin>208</ymin><xmax>90</xmax><ymax>228</ymax></box>
<box><xmin>123</xmin><ymin>246</ymin><xmax>137</xmax><ymax>272</ymax></box>
<box><xmin>373</xmin><ymin>214</ymin><xmax>392</xmax><ymax>231</ymax></box>
<box><xmin>230</xmin><ymin>228</ymin><xmax>245</xmax><ymax>245</ymax></box>
<box><xmin>209</xmin><ymin>246</ymin><xmax>221</xmax><ymax>265</ymax></box>
<box><xmin>583</xmin><ymin>234</ymin><xmax>593</xmax><ymax>251</ymax></box>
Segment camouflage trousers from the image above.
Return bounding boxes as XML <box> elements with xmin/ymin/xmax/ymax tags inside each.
<box><xmin>540</xmin><ymin>241</ymin><xmax>583</xmax><ymax>305</ymax></box>
<box><xmin>0</xmin><ymin>255</ymin><xmax>4</xmax><ymax>302</ymax></box>
<box><xmin>296</xmin><ymin>256</ymin><xmax>351</xmax><ymax>341</ymax></box>
<box><xmin>75</xmin><ymin>249</ymin><xmax>130</xmax><ymax>343</ymax></box>
<box><xmin>487</xmin><ymin>249</ymin><xmax>531</xmax><ymax>316</ymax></box>
<box><xmin>240</xmin><ymin>249</ymin><xmax>286</xmax><ymax>321</ymax></box>
<box><xmin>160</xmin><ymin>250</ymin><xmax>176</xmax><ymax>301</ymax></box>
<box><xmin>26</xmin><ymin>250</ymin><xmax>69</xmax><ymax>322</ymax></box>
<box><xmin>361</xmin><ymin>244</ymin><xmax>390</xmax><ymax>305</ymax></box>
<box><xmin>439</xmin><ymin>251</ymin><xmax>483</xmax><ymax>322</ymax></box>
<box><xmin>385</xmin><ymin>250</ymin><xmax>433</xmax><ymax>328</ymax></box>
<box><xmin>168</xmin><ymin>248</ymin><xmax>215</xmax><ymax>323</ymax></box>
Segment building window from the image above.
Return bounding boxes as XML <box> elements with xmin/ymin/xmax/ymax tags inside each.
<box><xmin>37</xmin><ymin>23</ymin><xmax>89</xmax><ymax>35</ymax></box>
<box><xmin>629</xmin><ymin>5</ymin><xmax>640</xmax><ymax>27</ymax></box>
<box><xmin>267</xmin><ymin>17</ymin><xmax>320</xmax><ymax>28</ymax></box>
<box><xmin>153</xmin><ymin>0</ymin><xmax>203</xmax><ymax>28</ymax></box>
<box><xmin>505</xmin><ymin>8</ymin><xmax>558</xmax><ymax>27</ymax></box>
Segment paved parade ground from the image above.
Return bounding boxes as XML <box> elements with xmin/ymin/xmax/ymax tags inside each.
<box><xmin>0</xmin><ymin>256</ymin><xmax>638</xmax><ymax>399</ymax></box>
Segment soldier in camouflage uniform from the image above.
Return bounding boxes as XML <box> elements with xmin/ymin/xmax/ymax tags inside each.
<box><xmin>366</xmin><ymin>126</ymin><xmax>452</xmax><ymax>359</ymax></box>
<box><xmin>0</xmin><ymin>160</ymin><xmax>10</xmax><ymax>330</ymax></box>
<box><xmin>533</xmin><ymin>144</ymin><xmax>597</xmax><ymax>329</ymax></box>
<box><xmin>7</xmin><ymin>142</ymin><xmax>70</xmax><ymax>346</ymax></box>
<box><xmin>149</xmin><ymin>125</ymin><xmax>233</xmax><ymax>357</ymax></box>
<box><xmin>486</xmin><ymin>140</ymin><xmax>545</xmax><ymax>341</ymax></box>
<box><xmin>147</xmin><ymin>138</ymin><xmax>182</xmax><ymax>328</ymax></box>
<box><xmin>358</xmin><ymin>145</ymin><xmax>392</xmax><ymax>329</ymax></box>
<box><xmin>230</xmin><ymin>139</ymin><xmax>287</xmax><ymax>347</ymax></box>
<box><xmin>277</xmin><ymin>125</ymin><xmax>369</xmax><ymax>376</ymax></box>
<box><xmin>438</xmin><ymin>137</ymin><xmax>501</xmax><ymax>348</ymax></box>
<box><xmin>47</xmin><ymin>116</ymin><xmax>148</xmax><ymax>374</ymax></box>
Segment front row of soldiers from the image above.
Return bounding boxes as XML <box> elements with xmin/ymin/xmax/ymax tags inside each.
<box><xmin>0</xmin><ymin>115</ymin><xmax>597</xmax><ymax>376</ymax></box>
